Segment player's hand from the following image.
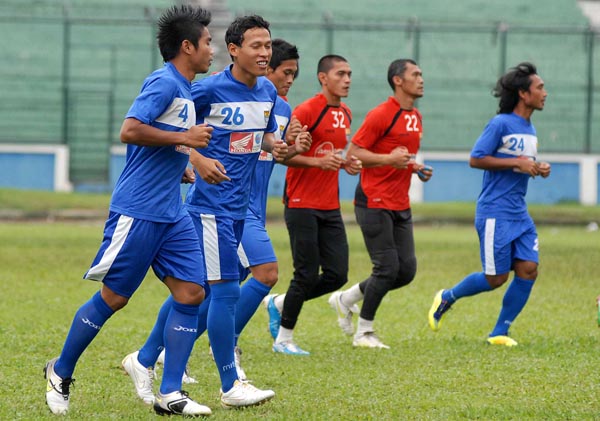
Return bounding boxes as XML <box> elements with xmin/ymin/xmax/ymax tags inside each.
<box><xmin>184</xmin><ymin>123</ymin><xmax>213</xmax><ymax>149</ymax></box>
<box><xmin>190</xmin><ymin>152</ymin><xmax>230</xmax><ymax>185</ymax></box>
<box><xmin>293</xmin><ymin>125</ymin><xmax>312</xmax><ymax>154</ymax></box>
<box><xmin>272</xmin><ymin>141</ymin><xmax>289</xmax><ymax>162</ymax></box>
<box><xmin>388</xmin><ymin>146</ymin><xmax>412</xmax><ymax>169</ymax></box>
<box><xmin>415</xmin><ymin>164</ymin><xmax>434</xmax><ymax>182</ymax></box>
<box><xmin>344</xmin><ymin>155</ymin><xmax>362</xmax><ymax>175</ymax></box>
<box><xmin>536</xmin><ymin>161</ymin><xmax>551</xmax><ymax>178</ymax></box>
<box><xmin>181</xmin><ymin>167</ymin><xmax>196</xmax><ymax>184</ymax></box>
<box><xmin>515</xmin><ymin>156</ymin><xmax>539</xmax><ymax>177</ymax></box>
<box><xmin>285</xmin><ymin>116</ymin><xmax>303</xmax><ymax>144</ymax></box>
<box><xmin>319</xmin><ymin>150</ymin><xmax>344</xmax><ymax>171</ymax></box>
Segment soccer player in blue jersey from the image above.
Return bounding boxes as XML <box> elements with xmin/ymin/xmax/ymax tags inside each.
<box><xmin>44</xmin><ymin>5</ymin><xmax>215</xmax><ymax>417</ymax></box>
<box><xmin>428</xmin><ymin>62</ymin><xmax>550</xmax><ymax>347</ymax></box>
<box><xmin>123</xmin><ymin>16</ymin><xmax>308</xmax><ymax>409</ymax></box>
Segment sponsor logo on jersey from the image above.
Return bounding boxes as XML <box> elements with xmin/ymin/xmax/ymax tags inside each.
<box><xmin>229</xmin><ymin>132</ymin><xmax>261</xmax><ymax>154</ymax></box>
<box><xmin>175</xmin><ymin>145</ymin><xmax>191</xmax><ymax>155</ymax></box>
<box><xmin>259</xmin><ymin>150</ymin><xmax>273</xmax><ymax>161</ymax></box>
<box><xmin>314</xmin><ymin>141</ymin><xmax>335</xmax><ymax>157</ymax></box>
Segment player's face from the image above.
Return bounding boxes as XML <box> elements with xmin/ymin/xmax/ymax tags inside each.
<box><xmin>267</xmin><ymin>59</ymin><xmax>298</xmax><ymax>97</ymax></box>
<box><xmin>320</xmin><ymin>61</ymin><xmax>352</xmax><ymax>99</ymax></box>
<box><xmin>191</xmin><ymin>27</ymin><xmax>213</xmax><ymax>74</ymax></box>
<box><xmin>229</xmin><ymin>27</ymin><xmax>272</xmax><ymax>77</ymax></box>
<box><xmin>399</xmin><ymin>63</ymin><xmax>424</xmax><ymax>99</ymax></box>
<box><xmin>523</xmin><ymin>74</ymin><xmax>547</xmax><ymax>111</ymax></box>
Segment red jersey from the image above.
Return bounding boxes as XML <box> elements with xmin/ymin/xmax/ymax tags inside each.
<box><xmin>285</xmin><ymin>93</ymin><xmax>352</xmax><ymax>210</ymax></box>
<box><xmin>353</xmin><ymin>96</ymin><xmax>422</xmax><ymax>210</ymax></box>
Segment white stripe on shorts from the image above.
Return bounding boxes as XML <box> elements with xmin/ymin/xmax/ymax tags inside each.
<box><xmin>484</xmin><ymin>218</ymin><xmax>496</xmax><ymax>275</ymax></box>
<box><xmin>237</xmin><ymin>243</ymin><xmax>249</xmax><ymax>269</ymax></box>
<box><xmin>201</xmin><ymin>214</ymin><xmax>221</xmax><ymax>280</ymax></box>
<box><xmin>85</xmin><ymin>215</ymin><xmax>133</xmax><ymax>281</ymax></box>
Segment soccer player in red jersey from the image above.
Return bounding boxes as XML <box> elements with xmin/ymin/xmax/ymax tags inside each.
<box><xmin>267</xmin><ymin>55</ymin><xmax>361</xmax><ymax>355</ymax></box>
<box><xmin>328</xmin><ymin>59</ymin><xmax>433</xmax><ymax>349</ymax></box>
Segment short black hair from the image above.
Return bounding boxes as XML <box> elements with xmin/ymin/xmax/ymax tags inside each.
<box><xmin>317</xmin><ymin>54</ymin><xmax>347</xmax><ymax>75</ymax></box>
<box><xmin>387</xmin><ymin>59</ymin><xmax>417</xmax><ymax>91</ymax></box>
<box><xmin>157</xmin><ymin>5</ymin><xmax>211</xmax><ymax>62</ymax></box>
<box><xmin>225</xmin><ymin>15</ymin><xmax>270</xmax><ymax>47</ymax></box>
<box><xmin>494</xmin><ymin>62</ymin><xmax>538</xmax><ymax>114</ymax></box>
<box><xmin>270</xmin><ymin>39</ymin><xmax>300</xmax><ymax>78</ymax></box>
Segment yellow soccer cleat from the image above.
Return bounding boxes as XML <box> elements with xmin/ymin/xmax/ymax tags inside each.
<box><xmin>487</xmin><ymin>335</ymin><xmax>518</xmax><ymax>347</ymax></box>
<box><xmin>428</xmin><ymin>289</ymin><xmax>451</xmax><ymax>331</ymax></box>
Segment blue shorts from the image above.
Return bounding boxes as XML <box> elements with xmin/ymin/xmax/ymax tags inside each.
<box><xmin>188</xmin><ymin>210</ymin><xmax>245</xmax><ymax>281</ymax></box>
<box><xmin>475</xmin><ymin>216</ymin><xmax>539</xmax><ymax>275</ymax></box>
<box><xmin>237</xmin><ymin>214</ymin><xmax>277</xmax><ymax>281</ymax></box>
<box><xmin>84</xmin><ymin>212</ymin><xmax>206</xmax><ymax>298</ymax></box>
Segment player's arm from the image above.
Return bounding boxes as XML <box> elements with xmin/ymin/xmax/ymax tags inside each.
<box><xmin>282</xmin><ymin>125</ymin><xmax>312</xmax><ymax>161</ymax></box>
<box><xmin>347</xmin><ymin>142</ymin><xmax>410</xmax><ymax>169</ymax></box>
<box><xmin>261</xmin><ymin>132</ymin><xmax>289</xmax><ymax>162</ymax></box>
<box><xmin>470</xmin><ymin>155</ymin><xmax>539</xmax><ymax>177</ymax></box>
<box><xmin>120</xmin><ymin>118</ymin><xmax>213</xmax><ymax>149</ymax></box>
<box><xmin>189</xmin><ymin>149</ymin><xmax>230</xmax><ymax>184</ymax></box>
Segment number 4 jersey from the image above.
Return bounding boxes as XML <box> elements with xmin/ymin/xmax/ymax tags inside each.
<box><xmin>471</xmin><ymin>112</ymin><xmax>538</xmax><ymax>219</ymax></box>
<box><xmin>186</xmin><ymin>66</ymin><xmax>278</xmax><ymax>219</ymax></box>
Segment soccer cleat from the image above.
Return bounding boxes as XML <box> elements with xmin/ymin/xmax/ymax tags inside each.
<box><xmin>44</xmin><ymin>357</ymin><xmax>74</xmax><ymax>415</ymax></box>
<box><xmin>352</xmin><ymin>332</ymin><xmax>390</xmax><ymax>349</ymax></box>
<box><xmin>122</xmin><ymin>351</ymin><xmax>155</xmax><ymax>405</ymax></box>
<box><xmin>220</xmin><ymin>380</ymin><xmax>275</xmax><ymax>409</ymax></box>
<box><xmin>272</xmin><ymin>340</ymin><xmax>310</xmax><ymax>356</ymax></box>
<box><xmin>234</xmin><ymin>346</ymin><xmax>247</xmax><ymax>381</ymax></box>
<box><xmin>328</xmin><ymin>291</ymin><xmax>359</xmax><ymax>336</ymax></box>
<box><xmin>263</xmin><ymin>294</ymin><xmax>281</xmax><ymax>340</ymax></box>
<box><xmin>154</xmin><ymin>390</ymin><xmax>212</xmax><ymax>417</ymax></box>
<box><xmin>487</xmin><ymin>335</ymin><xmax>518</xmax><ymax>347</ymax></box>
<box><xmin>156</xmin><ymin>349</ymin><xmax>198</xmax><ymax>384</ymax></box>
<box><xmin>428</xmin><ymin>289</ymin><xmax>452</xmax><ymax>331</ymax></box>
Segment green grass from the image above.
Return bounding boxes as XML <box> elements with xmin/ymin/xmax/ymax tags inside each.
<box><xmin>2</xmin><ymin>217</ymin><xmax>600</xmax><ymax>419</ymax></box>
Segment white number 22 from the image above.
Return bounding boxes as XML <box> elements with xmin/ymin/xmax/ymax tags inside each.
<box><xmin>404</xmin><ymin>114</ymin><xmax>419</xmax><ymax>132</ymax></box>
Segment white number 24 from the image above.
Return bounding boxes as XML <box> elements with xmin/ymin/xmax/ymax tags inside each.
<box><xmin>404</xmin><ymin>114</ymin><xmax>419</xmax><ymax>132</ymax></box>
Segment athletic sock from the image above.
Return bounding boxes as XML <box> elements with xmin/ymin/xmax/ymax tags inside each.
<box><xmin>356</xmin><ymin>317</ymin><xmax>374</xmax><ymax>335</ymax></box>
<box><xmin>138</xmin><ymin>295</ymin><xmax>173</xmax><ymax>368</ymax></box>
<box><xmin>341</xmin><ymin>283</ymin><xmax>364</xmax><ymax>306</ymax></box>
<box><xmin>195</xmin><ymin>293</ymin><xmax>210</xmax><ymax>339</ymax></box>
<box><xmin>54</xmin><ymin>291</ymin><xmax>114</xmax><ymax>378</ymax></box>
<box><xmin>490</xmin><ymin>276</ymin><xmax>534</xmax><ymax>337</ymax></box>
<box><xmin>207</xmin><ymin>281</ymin><xmax>240</xmax><ymax>393</ymax></box>
<box><xmin>442</xmin><ymin>272</ymin><xmax>492</xmax><ymax>304</ymax></box>
<box><xmin>235</xmin><ymin>277</ymin><xmax>271</xmax><ymax>341</ymax></box>
<box><xmin>275</xmin><ymin>326</ymin><xmax>294</xmax><ymax>344</ymax></box>
<box><xmin>160</xmin><ymin>299</ymin><xmax>200</xmax><ymax>395</ymax></box>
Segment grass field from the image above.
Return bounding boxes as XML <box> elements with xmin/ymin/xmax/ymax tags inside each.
<box><xmin>1</xmin><ymin>205</ymin><xmax>600</xmax><ymax>419</ymax></box>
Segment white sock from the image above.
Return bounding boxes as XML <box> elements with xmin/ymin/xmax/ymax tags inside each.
<box><xmin>342</xmin><ymin>284</ymin><xmax>363</xmax><ymax>306</ymax></box>
<box><xmin>356</xmin><ymin>317</ymin><xmax>374</xmax><ymax>335</ymax></box>
<box><xmin>275</xmin><ymin>326</ymin><xmax>294</xmax><ymax>344</ymax></box>
<box><xmin>274</xmin><ymin>294</ymin><xmax>285</xmax><ymax>312</ymax></box>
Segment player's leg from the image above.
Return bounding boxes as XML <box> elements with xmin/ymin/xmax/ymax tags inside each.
<box><xmin>488</xmin><ymin>219</ymin><xmax>538</xmax><ymax>345</ymax></box>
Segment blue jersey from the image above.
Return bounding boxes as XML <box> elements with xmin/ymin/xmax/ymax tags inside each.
<box><xmin>110</xmin><ymin>62</ymin><xmax>194</xmax><ymax>223</ymax></box>
<box><xmin>471</xmin><ymin>112</ymin><xmax>538</xmax><ymax>219</ymax></box>
<box><xmin>185</xmin><ymin>66</ymin><xmax>278</xmax><ymax>219</ymax></box>
<box><xmin>247</xmin><ymin>96</ymin><xmax>291</xmax><ymax>223</ymax></box>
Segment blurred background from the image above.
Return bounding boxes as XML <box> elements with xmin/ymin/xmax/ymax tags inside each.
<box><xmin>1</xmin><ymin>0</ymin><xmax>599</xmax><ymax>205</ymax></box>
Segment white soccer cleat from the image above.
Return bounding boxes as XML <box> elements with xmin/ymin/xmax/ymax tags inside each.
<box><xmin>220</xmin><ymin>380</ymin><xmax>275</xmax><ymax>409</ymax></box>
<box><xmin>234</xmin><ymin>346</ymin><xmax>247</xmax><ymax>381</ymax></box>
<box><xmin>44</xmin><ymin>357</ymin><xmax>73</xmax><ymax>415</ymax></box>
<box><xmin>122</xmin><ymin>351</ymin><xmax>155</xmax><ymax>404</ymax></box>
<box><xmin>352</xmin><ymin>332</ymin><xmax>390</xmax><ymax>349</ymax></box>
<box><xmin>154</xmin><ymin>390</ymin><xmax>212</xmax><ymax>416</ymax></box>
<box><xmin>328</xmin><ymin>291</ymin><xmax>359</xmax><ymax>336</ymax></box>
<box><xmin>156</xmin><ymin>349</ymin><xmax>198</xmax><ymax>384</ymax></box>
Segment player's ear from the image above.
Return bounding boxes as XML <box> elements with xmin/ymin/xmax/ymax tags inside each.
<box><xmin>227</xmin><ymin>42</ymin><xmax>239</xmax><ymax>59</ymax></box>
<box><xmin>181</xmin><ymin>39</ymin><xmax>194</xmax><ymax>56</ymax></box>
<box><xmin>317</xmin><ymin>71</ymin><xmax>327</xmax><ymax>86</ymax></box>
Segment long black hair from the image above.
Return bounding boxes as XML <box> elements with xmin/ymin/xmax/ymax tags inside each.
<box><xmin>493</xmin><ymin>62</ymin><xmax>537</xmax><ymax>114</ymax></box>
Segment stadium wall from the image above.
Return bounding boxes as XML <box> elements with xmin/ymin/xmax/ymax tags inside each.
<box><xmin>1</xmin><ymin>146</ymin><xmax>598</xmax><ymax>205</ymax></box>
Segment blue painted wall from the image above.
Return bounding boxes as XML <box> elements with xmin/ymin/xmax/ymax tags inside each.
<box><xmin>0</xmin><ymin>153</ymin><xmax>55</xmax><ymax>190</ymax></box>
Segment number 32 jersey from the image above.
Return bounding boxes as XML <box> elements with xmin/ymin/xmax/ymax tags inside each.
<box><xmin>471</xmin><ymin>112</ymin><xmax>538</xmax><ymax>219</ymax></box>
<box><xmin>186</xmin><ymin>66</ymin><xmax>278</xmax><ymax>219</ymax></box>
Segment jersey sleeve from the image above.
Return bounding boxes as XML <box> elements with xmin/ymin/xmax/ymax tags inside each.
<box><xmin>191</xmin><ymin>80</ymin><xmax>213</xmax><ymax>124</ymax></box>
<box><xmin>292</xmin><ymin>101</ymin><xmax>313</xmax><ymax>130</ymax></box>
<box><xmin>126</xmin><ymin>76</ymin><xmax>177</xmax><ymax>125</ymax></box>
<box><xmin>352</xmin><ymin>108</ymin><xmax>384</xmax><ymax>149</ymax></box>
<box><xmin>265</xmin><ymin>87</ymin><xmax>279</xmax><ymax>134</ymax></box>
<box><xmin>471</xmin><ymin>117</ymin><xmax>503</xmax><ymax>158</ymax></box>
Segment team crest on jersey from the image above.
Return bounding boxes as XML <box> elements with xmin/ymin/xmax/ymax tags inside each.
<box><xmin>264</xmin><ymin>110</ymin><xmax>271</xmax><ymax>125</ymax></box>
<box><xmin>230</xmin><ymin>132</ymin><xmax>261</xmax><ymax>154</ymax></box>
<box><xmin>259</xmin><ymin>150</ymin><xmax>273</xmax><ymax>161</ymax></box>
<box><xmin>279</xmin><ymin>124</ymin><xmax>286</xmax><ymax>138</ymax></box>
<box><xmin>175</xmin><ymin>145</ymin><xmax>191</xmax><ymax>155</ymax></box>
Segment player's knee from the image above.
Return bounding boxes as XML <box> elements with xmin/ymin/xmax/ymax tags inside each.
<box><xmin>252</xmin><ymin>263</ymin><xmax>279</xmax><ymax>288</ymax></box>
<box><xmin>514</xmin><ymin>260</ymin><xmax>538</xmax><ymax>280</ymax></box>
<box><xmin>101</xmin><ymin>285</ymin><xmax>129</xmax><ymax>311</ymax></box>
<box><xmin>485</xmin><ymin>273</ymin><xmax>509</xmax><ymax>288</ymax></box>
